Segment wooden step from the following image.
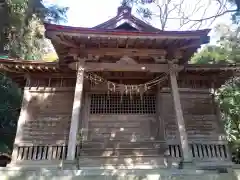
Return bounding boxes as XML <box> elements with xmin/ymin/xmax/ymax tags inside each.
<box><xmin>78</xmin><ymin>148</ymin><xmax>161</xmax><ymax>157</ymax></box>
<box><xmin>79</xmin><ymin>141</ymin><xmax>167</xmax><ymax>149</ymax></box>
<box><xmin>77</xmin><ymin>155</ymin><xmax>181</xmax><ymax>168</ymax></box>
<box><xmin>90</xmin><ymin>135</ymin><xmax>152</xmax><ymax>142</ymax></box>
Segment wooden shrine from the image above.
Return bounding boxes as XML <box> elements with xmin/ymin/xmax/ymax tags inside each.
<box><xmin>0</xmin><ymin>5</ymin><xmax>239</xmax><ymax>171</ymax></box>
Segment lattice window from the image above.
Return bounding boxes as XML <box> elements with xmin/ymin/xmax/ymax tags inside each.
<box><xmin>90</xmin><ymin>94</ymin><xmax>156</xmax><ymax>114</ymax></box>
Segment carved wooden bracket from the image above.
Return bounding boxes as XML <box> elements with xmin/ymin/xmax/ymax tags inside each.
<box><xmin>73</xmin><ymin>54</ymin><xmax>99</xmax><ymax>62</ymax></box>
<box><xmin>116</xmin><ymin>55</ymin><xmax>137</xmax><ymax>65</ymax></box>
<box><xmin>168</xmin><ymin>61</ymin><xmax>183</xmax><ymax>74</ymax></box>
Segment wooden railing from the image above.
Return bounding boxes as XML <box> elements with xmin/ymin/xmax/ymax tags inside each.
<box><xmin>168</xmin><ymin>144</ymin><xmax>182</xmax><ymax>158</ymax></box>
<box><xmin>168</xmin><ymin>141</ymin><xmax>230</xmax><ymax>160</ymax></box>
<box><xmin>190</xmin><ymin>143</ymin><xmax>229</xmax><ymax>160</ymax></box>
<box><xmin>13</xmin><ymin>141</ymin><xmax>230</xmax><ymax>162</ymax></box>
<box><xmin>15</xmin><ymin>145</ymin><xmax>68</xmax><ymax>161</ymax></box>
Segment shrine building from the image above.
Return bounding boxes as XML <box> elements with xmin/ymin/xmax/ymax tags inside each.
<box><xmin>0</xmin><ymin>4</ymin><xmax>240</xmax><ymax>180</ymax></box>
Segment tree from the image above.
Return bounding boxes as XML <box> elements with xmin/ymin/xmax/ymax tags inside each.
<box><xmin>192</xmin><ymin>24</ymin><xmax>240</xmax><ymax>64</ymax></box>
<box><xmin>217</xmin><ymin>77</ymin><xmax>240</xmax><ymax>163</ymax></box>
<box><xmin>0</xmin><ymin>0</ymin><xmax>67</xmax><ymax>60</ymax></box>
<box><xmin>228</xmin><ymin>0</ymin><xmax>240</xmax><ymax>22</ymax></box>
<box><xmin>122</xmin><ymin>0</ymin><xmax>239</xmax><ymax>30</ymax></box>
<box><xmin>0</xmin><ymin>0</ymin><xmax>68</xmax><ymax>157</ymax></box>
<box><xmin>191</xmin><ymin>24</ymin><xmax>240</xmax><ymax>163</ymax></box>
<box><xmin>0</xmin><ymin>74</ymin><xmax>22</xmax><ymax>154</ymax></box>
<box><xmin>229</xmin><ymin>0</ymin><xmax>240</xmax><ymax>10</ymax></box>
<box><xmin>191</xmin><ymin>45</ymin><xmax>229</xmax><ymax>64</ymax></box>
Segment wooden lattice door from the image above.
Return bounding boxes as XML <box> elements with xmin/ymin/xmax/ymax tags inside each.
<box><xmin>88</xmin><ymin>93</ymin><xmax>156</xmax><ymax>142</ymax></box>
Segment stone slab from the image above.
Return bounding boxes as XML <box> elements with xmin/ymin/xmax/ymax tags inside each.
<box><xmin>0</xmin><ymin>167</ymin><xmax>238</xmax><ymax>180</ymax></box>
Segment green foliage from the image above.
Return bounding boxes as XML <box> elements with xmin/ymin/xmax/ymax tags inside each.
<box><xmin>0</xmin><ymin>74</ymin><xmax>22</xmax><ymax>154</ymax></box>
<box><xmin>192</xmin><ymin>25</ymin><xmax>240</xmax><ymax>64</ymax></box>
<box><xmin>0</xmin><ymin>0</ymin><xmax>68</xmax><ymax>60</ymax></box>
<box><xmin>192</xmin><ymin>24</ymin><xmax>240</xmax><ymax>163</ymax></box>
<box><xmin>0</xmin><ymin>0</ymin><xmax>67</xmax><ymax>156</ymax></box>
<box><xmin>191</xmin><ymin>46</ymin><xmax>229</xmax><ymax>64</ymax></box>
<box><xmin>217</xmin><ymin>78</ymin><xmax>240</xmax><ymax>163</ymax></box>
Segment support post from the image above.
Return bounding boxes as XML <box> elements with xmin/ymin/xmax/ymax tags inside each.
<box><xmin>67</xmin><ymin>65</ymin><xmax>84</xmax><ymax>160</ymax></box>
<box><xmin>168</xmin><ymin>62</ymin><xmax>192</xmax><ymax>163</ymax></box>
<box><xmin>156</xmin><ymin>84</ymin><xmax>166</xmax><ymax>141</ymax></box>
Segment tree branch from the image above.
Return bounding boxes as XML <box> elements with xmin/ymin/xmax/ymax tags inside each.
<box><xmin>137</xmin><ymin>0</ymin><xmax>237</xmax><ymax>30</ymax></box>
<box><xmin>161</xmin><ymin>9</ymin><xmax>236</xmax><ymax>22</ymax></box>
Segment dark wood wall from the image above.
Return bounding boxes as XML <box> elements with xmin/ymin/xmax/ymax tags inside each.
<box><xmin>15</xmin><ymin>76</ymin><xmax>75</xmax><ymax>145</ymax></box>
<box><xmin>14</xmin><ymin>76</ymin><xmax>224</xmax><ymax>147</ymax></box>
<box><xmin>161</xmin><ymin>91</ymin><xmax>222</xmax><ymax>141</ymax></box>
<box><xmin>20</xmin><ymin>90</ymin><xmax>74</xmax><ymax>145</ymax></box>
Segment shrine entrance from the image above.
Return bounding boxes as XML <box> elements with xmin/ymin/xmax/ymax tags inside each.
<box><xmin>88</xmin><ymin>93</ymin><xmax>157</xmax><ymax>142</ymax></box>
<box><xmin>78</xmin><ymin>91</ymin><xmax>167</xmax><ymax>163</ymax></box>
<box><xmin>75</xmin><ymin>71</ymin><xmax>168</xmax><ymax>160</ymax></box>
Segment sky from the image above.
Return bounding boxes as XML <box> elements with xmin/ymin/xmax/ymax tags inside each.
<box><xmin>43</xmin><ymin>0</ymin><xmax>235</xmax><ymax>44</ymax></box>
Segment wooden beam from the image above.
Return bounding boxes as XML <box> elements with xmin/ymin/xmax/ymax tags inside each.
<box><xmin>47</xmin><ymin>31</ymin><xmax>206</xmax><ymax>40</ymax></box>
<box><xmin>28</xmin><ymin>73</ymin><xmax>76</xmax><ymax>78</ymax></box>
<box><xmin>28</xmin><ymin>72</ymin><xmax>154</xmax><ymax>80</ymax></box>
<box><xmin>178</xmin><ymin>43</ymin><xmax>201</xmax><ymax>50</ymax></box>
<box><xmin>69</xmin><ymin>62</ymin><xmax>177</xmax><ymax>72</ymax></box>
<box><xmin>69</xmin><ymin>47</ymin><xmax>167</xmax><ymax>57</ymax></box>
<box><xmin>96</xmin><ymin>72</ymin><xmax>155</xmax><ymax>80</ymax></box>
<box><xmin>53</xmin><ymin>35</ymin><xmax>78</xmax><ymax>48</ymax></box>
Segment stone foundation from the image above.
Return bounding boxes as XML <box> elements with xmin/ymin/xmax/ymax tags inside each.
<box><xmin>0</xmin><ymin>167</ymin><xmax>239</xmax><ymax>180</ymax></box>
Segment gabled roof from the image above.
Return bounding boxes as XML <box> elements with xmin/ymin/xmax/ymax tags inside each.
<box><xmin>94</xmin><ymin>5</ymin><xmax>160</xmax><ymax>32</ymax></box>
<box><xmin>44</xmin><ymin>4</ymin><xmax>210</xmax><ymax>36</ymax></box>
<box><xmin>45</xmin><ymin>23</ymin><xmax>210</xmax><ymax>37</ymax></box>
<box><xmin>44</xmin><ymin>5</ymin><xmax>210</xmax><ymax>64</ymax></box>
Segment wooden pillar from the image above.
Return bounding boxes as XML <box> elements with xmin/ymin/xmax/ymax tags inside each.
<box><xmin>67</xmin><ymin>65</ymin><xmax>84</xmax><ymax>160</ymax></box>
<box><xmin>156</xmin><ymin>84</ymin><xmax>166</xmax><ymax>140</ymax></box>
<box><xmin>168</xmin><ymin>62</ymin><xmax>192</xmax><ymax>162</ymax></box>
